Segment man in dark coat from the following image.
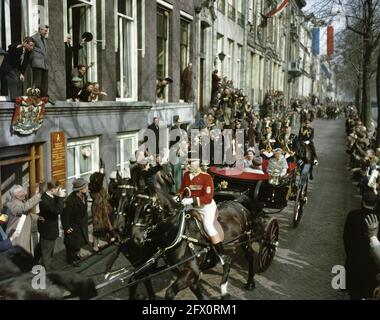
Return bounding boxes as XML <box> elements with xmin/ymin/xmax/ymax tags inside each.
<box><xmin>130</xmin><ymin>155</ymin><xmax>163</xmax><ymax>191</ymax></box>
<box><xmin>343</xmin><ymin>192</ymin><xmax>380</xmax><ymax>299</ymax></box>
<box><xmin>181</xmin><ymin>62</ymin><xmax>193</xmax><ymax>102</ymax></box>
<box><xmin>64</xmin><ymin>34</ymin><xmax>84</xmax><ymax>96</ymax></box>
<box><xmin>298</xmin><ymin>119</ymin><xmax>315</xmax><ymax>143</ymax></box>
<box><xmin>147</xmin><ymin>117</ymin><xmax>160</xmax><ymax>156</ymax></box>
<box><xmin>30</xmin><ymin>25</ymin><xmax>49</xmax><ymax>97</ymax></box>
<box><xmin>67</xmin><ymin>77</ymin><xmax>82</xmax><ymax>101</ymax></box>
<box><xmin>35</xmin><ymin>180</ymin><xmax>66</xmax><ymax>270</ymax></box>
<box><xmin>211</xmin><ymin>69</ymin><xmax>221</xmax><ymax>103</ymax></box>
<box><xmin>61</xmin><ymin>178</ymin><xmax>90</xmax><ymax>266</ymax></box>
<box><xmin>0</xmin><ymin>37</ymin><xmax>35</xmax><ymax>100</ymax></box>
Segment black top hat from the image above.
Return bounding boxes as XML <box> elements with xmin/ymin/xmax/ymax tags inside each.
<box><xmin>82</xmin><ymin>32</ymin><xmax>93</xmax><ymax>42</ymax></box>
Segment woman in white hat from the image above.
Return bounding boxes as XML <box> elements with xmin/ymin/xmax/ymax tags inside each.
<box><xmin>268</xmin><ymin>148</ymin><xmax>288</xmax><ymax>178</ymax></box>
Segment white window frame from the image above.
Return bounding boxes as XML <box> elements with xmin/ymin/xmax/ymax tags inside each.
<box><xmin>67</xmin><ymin>137</ymin><xmax>100</xmax><ymax>182</ymax></box>
<box><xmin>65</xmin><ymin>0</ymin><xmax>98</xmax><ymax>82</ymax></box>
<box><xmin>115</xmin><ymin>0</ymin><xmax>138</xmax><ymax>101</ymax></box>
<box><xmin>116</xmin><ymin>132</ymin><xmax>138</xmax><ymax>178</ymax></box>
<box><xmin>157</xmin><ymin>0</ymin><xmax>173</xmax><ymax>10</ymax></box>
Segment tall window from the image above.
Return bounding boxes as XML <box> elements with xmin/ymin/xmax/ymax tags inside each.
<box><xmin>248</xmin><ymin>0</ymin><xmax>254</xmax><ymax>24</ymax></box>
<box><xmin>227</xmin><ymin>0</ymin><xmax>235</xmax><ymax>21</ymax></box>
<box><xmin>259</xmin><ymin>55</ymin><xmax>264</xmax><ymax>101</ymax></box>
<box><xmin>236</xmin><ymin>44</ymin><xmax>242</xmax><ymax>88</ymax></box>
<box><xmin>227</xmin><ymin>39</ymin><xmax>234</xmax><ymax>81</ymax></box>
<box><xmin>67</xmin><ymin>0</ymin><xmax>97</xmax><ymax>82</ymax></box>
<box><xmin>116</xmin><ymin>132</ymin><xmax>138</xmax><ymax>178</ymax></box>
<box><xmin>218</xmin><ymin>0</ymin><xmax>225</xmax><ymax>14</ymax></box>
<box><xmin>157</xmin><ymin>7</ymin><xmax>169</xmax><ymax>81</ymax></box>
<box><xmin>248</xmin><ymin>52</ymin><xmax>254</xmax><ymax>101</ymax></box>
<box><xmin>116</xmin><ymin>0</ymin><xmax>137</xmax><ymax>100</ymax></box>
<box><xmin>180</xmin><ymin>18</ymin><xmax>190</xmax><ymax>101</ymax></box>
<box><xmin>236</xmin><ymin>0</ymin><xmax>243</xmax><ymax>26</ymax></box>
<box><xmin>217</xmin><ymin>34</ymin><xmax>224</xmax><ymax>75</ymax></box>
<box><xmin>67</xmin><ymin>137</ymin><xmax>99</xmax><ymax>191</ymax></box>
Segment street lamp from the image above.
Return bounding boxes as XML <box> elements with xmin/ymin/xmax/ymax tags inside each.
<box><xmin>214</xmin><ymin>51</ymin><xmax>226</xmax><ymax>67</ymax></box>
<box><xmin>218</xmin><ymin>52</ymin><xmax>226</xmax><ymax>62</ymax></box>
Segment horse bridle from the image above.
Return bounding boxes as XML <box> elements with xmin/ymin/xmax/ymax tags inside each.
<box><xmin>130</xmin><ymin>194</ymin><xmax>164</xmax><ymax>243</ymax></box>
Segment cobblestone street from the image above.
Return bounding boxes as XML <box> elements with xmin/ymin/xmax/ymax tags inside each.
<box><xmin>66</xmin><ymin>118</ymin><xmax>356</xmax><ymax>300</ymax></box>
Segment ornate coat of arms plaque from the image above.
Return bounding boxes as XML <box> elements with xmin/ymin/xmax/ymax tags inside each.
<box><xmin>12</xmin><ymin>89</ymin><xmax>47</xmax><ymax>135</ymax></box>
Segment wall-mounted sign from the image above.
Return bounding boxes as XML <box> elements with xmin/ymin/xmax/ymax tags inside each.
<box><xmin>51</xmin><ymin>132</ymin><xmax>66</xmax><ymax>187</ymax></box>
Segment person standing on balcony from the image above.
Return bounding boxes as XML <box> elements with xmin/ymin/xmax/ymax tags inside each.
<box><xmin>65</xmin><ymin>34</ymin><xmax>85</xmax><ymax>97</ymax></box>
<box><xmin>30</xmin><ymin>25</ymin><xmax>49</xmax><ymax>98</ymax></box>
<box><xmin>0</xmin><ymin>38</ymin><xmax>35</xmax><ymax>101</ymax></box>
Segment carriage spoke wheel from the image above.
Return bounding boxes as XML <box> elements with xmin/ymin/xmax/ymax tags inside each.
<box><xmin>293</xmin><ymin>182</ymin><xmax>308</xmax><ymax>228</ymax></box>
<box><xmin>258</xmin><ymin>218</ymin><xmax>279</xmax><ymax>273</ymax></box>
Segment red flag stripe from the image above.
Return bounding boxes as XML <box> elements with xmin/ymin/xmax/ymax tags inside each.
<box><xmin>266</xmin><ymin>0</ymin><xmax>289</xmax><ymax>17</ymax></box>
<box><xmin>327</xmin><ymin>25</ymin><xmax>334</xmax><ymax>56</ymax></box>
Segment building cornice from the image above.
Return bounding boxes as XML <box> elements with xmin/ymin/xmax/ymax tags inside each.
<box><xmin>0</xmin><ymin>101</ymin><xmax>154</xmax><ymax>120</ymax></box>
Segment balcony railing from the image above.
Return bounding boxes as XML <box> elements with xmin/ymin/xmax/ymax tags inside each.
<box><xmin>288</xmin><ymin>61</ymin><xmax>302</xmax><ymax>78</ymax></box>
<box><xmin>228</xmin><ymin>4</ymin><xmax>235</xmax><ymax>21</ymax></box>
<box><xmin>237</xmin><ymin>11</ymin><xmax>244</xmax><ymax>27</ymax></box>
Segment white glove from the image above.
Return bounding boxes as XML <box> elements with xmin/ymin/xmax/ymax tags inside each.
<box><xmin>304</xmin><ymin>141</ymin><xmax>310</xmax><ymax>145</ymax></box>
<box><xmin>10</xmin><ymin>231</ymin><xmax>21</xmax><ymax>242</ymax></box>
<box><xmin>58</xmin><ymin>189</ymin><xmax>67</xmax><ymax>198</ymax></box>
<box><xmin>314</xmin><ymin>160</ymin><xmax>319</xmax><ymax>166</ymax></box>
<box><xmin>181</xmin><ymin>198</ymin><xmax>193</xmax><ymax>206</ymax></box>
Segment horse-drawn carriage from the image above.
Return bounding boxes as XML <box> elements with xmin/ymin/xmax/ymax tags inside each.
<box><xmin>209</xmin><ymin>158</ymin><xmax>308</xmax><ymax>229</ymax></box>
<box><xmin>94</xmin><ymin>162</ymin><xmax>294</xmax><ymax>299</ymax></box>
<box><xmin>87</xmin><ymin>151</ymin><xmax>313</xmax><ymax>300</ymax></box>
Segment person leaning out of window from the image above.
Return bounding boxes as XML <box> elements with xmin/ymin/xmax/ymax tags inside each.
<box><xmin>0</xmin><ymin>37</ymin><xmax>35</xmax><ymax>101</ymax></box>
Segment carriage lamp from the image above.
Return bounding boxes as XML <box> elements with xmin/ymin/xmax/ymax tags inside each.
<box><xmin>221</xmin><ymin>181</ymin><xmax>229</xmax><ymax>189</ymax></box>
<box><xmin>269</xmin><ymin>170</ymin><xmax>281</xmax><ymax>186</ymax></box>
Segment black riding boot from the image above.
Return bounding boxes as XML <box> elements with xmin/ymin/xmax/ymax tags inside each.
<box><xmin>213</xmin><ymin>242</ymin><xmax>231</xmax><ymax>266</ymax></box>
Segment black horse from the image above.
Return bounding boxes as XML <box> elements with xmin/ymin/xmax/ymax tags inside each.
<box><xmin>128</xmin><ymin>188</ymin><xmax>258</xmax><ymax>300</ymax></box>
<box><xmin>106</xmin><ymin>173</ymin><xmax>179</xmax><ymax>299</ymax></box>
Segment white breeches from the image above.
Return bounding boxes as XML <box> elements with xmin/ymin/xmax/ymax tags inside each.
<box><xmin>195</xmin><ymin>200</ymin><xmax>218</xmax><ymax>237</ymax></box>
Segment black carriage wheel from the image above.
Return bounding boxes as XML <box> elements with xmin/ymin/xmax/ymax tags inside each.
<box><xmin>258</xmin><ymin>218</ymin><xmax>279</xmax><ymax>273</ymax></box>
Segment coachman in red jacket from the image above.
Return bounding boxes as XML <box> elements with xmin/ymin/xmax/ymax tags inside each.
<box><xmin>179</xmin><ymin>157</ymin><xmax>229</xmax><ymax>265</ymax></box>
